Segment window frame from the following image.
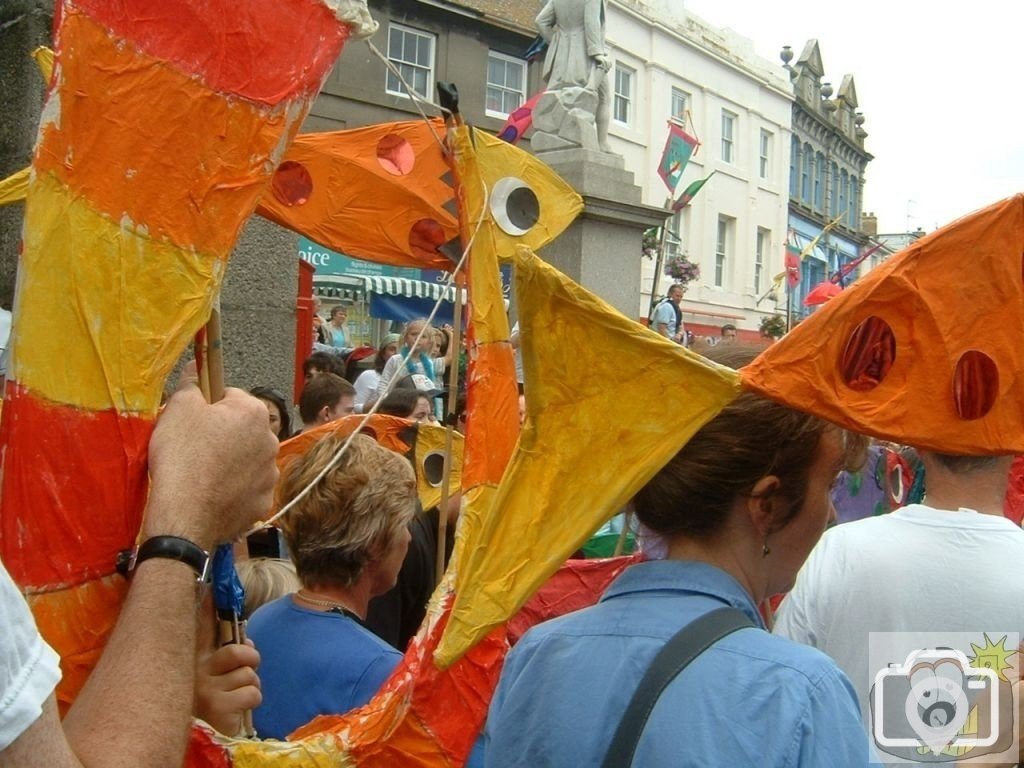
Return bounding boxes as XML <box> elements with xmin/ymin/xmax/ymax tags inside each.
<box><xmin>759</xmin><ymin>129</ymin><xmax>771</xmax><ymax>179</ymax></box>
<box><xmin>485</xmin><ymin>50</ymin><xmax>527</xmax><ymax>119</ymax></box>
<box><xmin>755</xmin><ymin>227</ymin><xmax>769</xmax><ymax>294</ymax></box>
<box><xmin>848</xmin><ymin>175</ymin><xmax>859</xmax><ymax>229</ymax></box>
<box><xmin>839</xmin><ymin>168</ymin><xmax>849</xmax><ymax>219</ymax></box>
<box><xmin>665</xmin><ymin>210</ymin><xmax>684</xmax><ymax>258</ymax></box>
<box><xmin>801</xmin><ymin>142</ymin><xmax>812</xmax><ymax>203</ymax></box>
<box><xmin>721</xmin><ymin>110</ymin><xmax>737</xmax><ymax>163</ymax></box>
<box><xmin>385</xmin><ymin>23</ymin><xmax>436</xmax><ymax>100</ymax></box>
<box><xmin>671</xmin><ymin>87</ymin><xmax>688</xmax><ymax>121</ymax></box>
<box><xmin>715</xmin><ymin>215</ymin><xmax>732</xmax><ymax>288</ymax></box>
<box><xmin>613</xmin><ymin>62</ymin><xmax>635</xmax><ymax>126</ymax></box>
<box><xmin>789</xmin><ymin>136</ymin><xmax>801</xmax><ymax>197</ymax></box>
<box><xmin>813</xmin><ymin>151</ymin><xmax>825</xmax><ymax>210</ymax></box>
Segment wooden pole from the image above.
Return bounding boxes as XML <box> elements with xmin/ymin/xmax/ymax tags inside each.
<box><xmin>195</xmin><ymin>301</ymin><xmax>255</xmax><ymax>738</ymax></box>
<box><xmin>647</xmin><ymin>220</ymin><xmax>671</xmax><ymax>320</ymax></box>
<box><xmin>435</xmin><ymin>82</ymin><xmax>466</xmax><ymax>589</ymax></box>
<box><xmin>435</xmin><ymin>276</ymin><xmax>464</xmax><ymax>587</ymax></box>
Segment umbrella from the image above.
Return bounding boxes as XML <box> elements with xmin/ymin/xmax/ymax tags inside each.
<box><xmin>804</xmin><ymin>280</ymin><xmax>843</xmax><ymax>306</ymax></box>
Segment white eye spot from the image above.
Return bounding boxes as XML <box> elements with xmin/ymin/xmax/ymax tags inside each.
<box><xmin>490</xmin><ymin>177</ymin><xmax>540</xmax><ymax>236</ymax></box>
<box><xmin>422</xmin><ymin>451</ymin><xmax>446</xmax><ymax>487</ymax></box>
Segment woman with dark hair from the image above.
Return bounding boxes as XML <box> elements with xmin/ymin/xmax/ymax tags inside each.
<box><xmin>249</xmin><ymin>386</ymin><xmax>292</xmax><ymax>441</ymax></box>
<box><xmin>484</xmin><ymin>345</ymin><xmax>872</xmax><ymax>767</ymax></box>
<box><xmin>375</xmin><ymin>387</ymin><xmax>434</xmax><ymax>424</ymax></box>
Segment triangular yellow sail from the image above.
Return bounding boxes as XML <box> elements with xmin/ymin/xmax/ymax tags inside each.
<box><xmin>435</xmin><ymin>245</ymin><xmax>743</xmax><ymax>666</ymax></box>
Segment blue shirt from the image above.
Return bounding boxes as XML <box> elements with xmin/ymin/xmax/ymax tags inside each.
<box><xmin>247</xmin><ymin>595</ymin><xmax>401</xmax><ymax>740</ymax></box>
<box><xmin>484</xmin><ymin>561</ymin><xmax>872</xmax><ymax>767</ymax></box>
<box><xmin>651</xmin><ymin>299</ymin><xmax>681</xmax><ymax>339</ymax></box>
<box><xmin>330</xmin><ymin>326</ymin><xmax>348</xmax><ymax>348</ymax></box>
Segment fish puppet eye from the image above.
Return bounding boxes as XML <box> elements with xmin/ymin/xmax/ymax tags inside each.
<box><xmin>490</xmin><ymin>177</ymin><xmax>540</xmax><ymax>237</ymax></box>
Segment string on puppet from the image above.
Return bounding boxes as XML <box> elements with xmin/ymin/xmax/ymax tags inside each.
<box><xmin>365</xmin><ymin>39</ymin><xmax>448</xmax><ymax>153</ymax></box>
<box><xmin>255</xmin><ymin>174</ymin><xmax>489</xmax><ymax>534</ymax></box>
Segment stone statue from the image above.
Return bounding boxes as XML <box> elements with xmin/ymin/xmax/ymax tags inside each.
<box><xmin>532</xmin><ymin>0</ymin><xmax>614</xmax><ymax>154</ymax></box>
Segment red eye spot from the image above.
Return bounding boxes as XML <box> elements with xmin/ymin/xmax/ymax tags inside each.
<box><xmin>839</xmin><ymin>316</ymin><xmax>896</xmax><ymax>391</ymax></box>
<box><xmin>953</xmin><ymin>351</ymin><xmax>998</xmax><ymax>420</ymax></box>
<box><xmin>409</xmin><ymin>219</ymin><xmax>446</xmax><ymax>260</ymax></box>
<box><xmin>377</xmin><ymin>134</ymin><xmax>415</xmax><ymax>175</ymax></box>
<box><xmin>271</xmin><ymin>161</ymin><xmax>313</xmax><ymax>206</ymax></box>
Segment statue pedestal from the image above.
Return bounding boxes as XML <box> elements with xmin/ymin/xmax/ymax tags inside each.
<box><xmin>535</xmin><ymin>148</ymin><xmax>666</xmax><ymax>319</ymax></box>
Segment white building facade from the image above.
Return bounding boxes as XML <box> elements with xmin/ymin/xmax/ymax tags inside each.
<box><xmin>603</xmin><ymin>0</ymin><xmax>794</xmax><ymax>338</ymax></box>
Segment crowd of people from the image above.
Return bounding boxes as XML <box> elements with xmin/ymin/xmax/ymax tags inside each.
<box><xmin>2</xmin><ymin>302</ymin><xmax>1023</xmax><ymax>768</ymax></box>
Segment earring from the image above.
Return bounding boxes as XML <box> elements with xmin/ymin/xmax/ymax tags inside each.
<box><xmin>762</xmin><ymin>540</ymin><xmax>771</xmax><ymax>558</ymax></box>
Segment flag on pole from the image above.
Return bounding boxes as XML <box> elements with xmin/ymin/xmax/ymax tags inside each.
<box><xmin>497</xmin><ymin>90</ymin><xmax>545</xmax><ymax>145</ymax></box>
<box><xmin>524</xmin><ymin>35</ymin><xmax>548</xmax><ymax>62</ymax></box>
<box><xmin>657</xmin><ymin>122</ymin><xmax>700</xmax><ymax>193</ymax></box>
<box><xmin>830</xmin><ymin>241</ymin><xmax>885</xmax><ymax>284</ymax></box>
<box><xmin>798</xmin><ymin>212</ymin><xmax>846</xmax><ymax>261</ymax></box>
<box><xmin>671</xmin><ymin>171</ymin><xmax>716</xmax><ymax>212</ymax></box>
<box><xmin>785</xmin><ymin>243</ymin><xmax>801</xmax><ymax>288</ymax></box>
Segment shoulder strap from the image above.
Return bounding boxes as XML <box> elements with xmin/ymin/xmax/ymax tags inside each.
<box><xmin>648</xmin><ymin>297</ymin><xmax>666</xmax><ymax>322</ymax></box>
<box><xmin>600</xmin><ymin>607</ymin><xmax>755</xmax><ymax>768</ymax></box>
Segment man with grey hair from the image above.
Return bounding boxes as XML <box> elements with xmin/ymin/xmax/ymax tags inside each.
<box><xmin>650</xmin><ymin>284</ymin><xmax>685</xmax><ymax>345</ymax></box>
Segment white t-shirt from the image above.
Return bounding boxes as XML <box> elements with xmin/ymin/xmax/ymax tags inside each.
<box><xmin>0</xmin><ymin>560</ymin><xmax>61</xmax><ymax>749</ymax></box>
<box><xmin>774</xmin><ymin>504</ymin><xmax>1024</xmax><ymax>724</ymax></box>
<box><xmin>353</xmin><ymin>369</ymin><xmax>380</xmax><ymax>412</ymax></box>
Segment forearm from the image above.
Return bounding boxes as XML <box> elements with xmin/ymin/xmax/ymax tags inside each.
<box><xmin>536</xmin><ymin>3</ymin><xmax>554</xmax><ymax>40</ymax></box>
<box><xmin>62</xmin><ymin>558</ymin><xmax>201</xmax><ymax>767</ymax></box>
<box><xmin>584</xmin><ymin>0</ymin><xmax>604</xmax><ymax>55</ymax></box>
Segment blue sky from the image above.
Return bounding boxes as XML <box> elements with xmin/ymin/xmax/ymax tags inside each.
<box><xmin>682</xmin><ymin>0</ymin><xmax>1024</xmax><ymax>235</ymax></box>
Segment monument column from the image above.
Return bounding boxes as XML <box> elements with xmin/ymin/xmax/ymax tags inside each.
<box><xmin>536</xmin><ymin>149</ymin><xmax>665</xmax><ymax>318</ymax></box>
<box><xmin>530</xmin><ymin>0</ymin><xmax>665</xmax><ymax>319</ymax></box>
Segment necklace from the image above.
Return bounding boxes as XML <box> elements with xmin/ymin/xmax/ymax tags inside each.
<box><xmin>295</xmin><ymin>589</ymin><xmax>362</xmax><ymax>620</ymax></box>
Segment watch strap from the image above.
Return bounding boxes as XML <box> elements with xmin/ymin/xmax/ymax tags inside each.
<box><xmin>129</xmin><ymin>536</ymin><xmax>211</xmax><ymax>582</ymax></box>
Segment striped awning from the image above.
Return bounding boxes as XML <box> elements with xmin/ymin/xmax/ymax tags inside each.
<box><xmin>312</xmin><ymin>275</ymin><xmax>363</xmax><ymax>301</ymax></box>
<box><xmin>363</xmin><ymin>275</ymin><xmax>466</xmax><ymax>303</ymax></box>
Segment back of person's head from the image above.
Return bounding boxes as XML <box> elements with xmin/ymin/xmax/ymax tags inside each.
<box><xmin>235</xmin><ymin>557</ymin><xmax>300</xmax><ymax>619</ymax></box>
<box><xmin>302</xmin><ymin>350</ymin><xmax>345</xmax><ymax>379</ymax></box>
<box><xmin>298</xmin><ymin>372</ymin><xmax>354</xmax><ymax>424</ymax></box>
<box><xmin>249</xmin><ymin>386</ymin><xmax>292</xmax><ymax>441</ymax></box>
<box><xmin>455</xmin><ymin>393</ymin><xmax>468</xmax><ymax>431</ymax></box>
<box><xmin>277</xmin><ymin>434</ymin><xmax>416</xmax><ymax>588</ymax></box>
<box><xmin>633</xmin><ymin>344</ymin><xmax>866</xmax><ymax>540</ymax></box>
<box><xmin>344</xmin><ymin>345</ymin><xmax>376</xmax><ymax>383</ymax></box>
<box><xmin>923</xmin><ymin>452</ymin><xmax>1006</xmax><ymax>474</ymax></box>
<box><xmin>377</xmin><ymin>388</ymin><xmax>419</xmax><ymax>418</ymax></box>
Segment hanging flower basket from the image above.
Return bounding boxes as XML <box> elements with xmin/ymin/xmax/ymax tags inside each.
<box><xmin>760</xmin><ymin>313</ymin><xmax>787</xmax><ymax>339</ymax></box>
<box><xmin>663</xmin><ymin>255</ymin><xmax>701</xmax><ymax>286</ymax></box>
